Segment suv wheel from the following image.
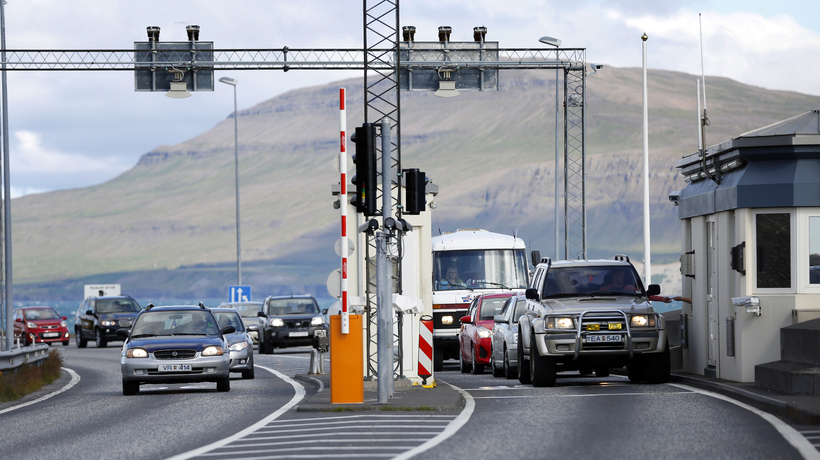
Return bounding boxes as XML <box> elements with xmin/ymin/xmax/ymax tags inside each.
<box><xmin>263</xmin><ymin>340</ymin><xmax>274</xmax><ymax>355</ymax></box>
<box><xmin>595</xmin><ymin>367</ymin><xmax>610</xmax><ymax>378</ymax></box>
<box><xmin>95</xmin><ymin>329</ymin><xmax>107</xmax><ymax>348</ymax></box>
<box><xmin>517</xmin><ymin>330</ymin><xmax>531</xmax><ymax>384</ymax></box>
<box><xmin>530</xmin><ymin>348</ymin><xmax>557</xmax><ymax>387</ymax></box>
<box><xmin>645</xmin><ymin>341</ymin><xmax>671</xmax><ymax>384</ymax></box>
<box><xmin>627</xmin><ymin>359</ymin><xmax>647</xmax><ymax>383</ymax></box>
<box><xmin>75</xmin><ymin>329</ymin><xmax>87</xmax><ymax>348</ymax></box>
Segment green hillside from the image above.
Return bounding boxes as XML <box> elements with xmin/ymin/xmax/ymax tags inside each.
<box><xmin>12</xmin><ymin>67</ymin><xmax>820</xmax><ymax>300</ymax></box>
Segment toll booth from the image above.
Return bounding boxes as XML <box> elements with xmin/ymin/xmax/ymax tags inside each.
<box><xmin>672</xmin><ymin>110</ymin><xmax>820</xmax><ymax>383</ymax></box>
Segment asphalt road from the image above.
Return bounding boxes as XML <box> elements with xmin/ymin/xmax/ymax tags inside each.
<box><xmin>3</xmin><ymin>347</ymin><xmax>819</xmax><ymax>460</ymax></box>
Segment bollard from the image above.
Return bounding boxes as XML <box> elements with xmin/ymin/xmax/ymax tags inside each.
<box><xmin>309</xmin><ymin>349</ymin><xmax>321</xmax><ymax>374</ymax></box>
<box><xmin>418</xmin><ymin>315</ymin><xmax>435</xmax><ymax>388</ymax></box>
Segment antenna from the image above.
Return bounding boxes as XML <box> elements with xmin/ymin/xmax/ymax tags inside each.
<box><xmin>698</xmin><ymin>13</ymin><xmax>718</xmax><ymax>184</ymax></box>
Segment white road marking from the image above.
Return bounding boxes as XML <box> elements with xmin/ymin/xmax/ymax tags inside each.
<box><xmin>165</xmin><ymin>365</ymin><xmax>305</xmax><ymax>460</ymax></box>
<box><xmin>391</xmin><ymin>380</ymin><xmax>475</xmax><ymax>460</ymax></box>
<box><xmin>0</xmin><ymin>367</ymin><xmax>80</xmax><ymax>415</ymax></box>
<box><xmin>669</xmin><ymin>383</ymin><xmax>820</xmax><ymax>460</ymax></box>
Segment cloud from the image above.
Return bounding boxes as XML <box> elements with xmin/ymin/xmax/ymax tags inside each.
<box><xmin>12</xmin><ymin>130</ymin><xmax>130</xmax><ymax>174</ymax></box>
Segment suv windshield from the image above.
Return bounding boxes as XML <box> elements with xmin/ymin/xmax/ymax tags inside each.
<box><xmin>267</xmin><ymin>298</ymin><xmax>319</xmax><ymax>316</ymax></box>
<box><xmin>97</xmin><ymin>299</ymin><xmax>140</xmax><ymax>313</ymax></box>
<box><xmin>543</xmin><ymin>265</ymin><xmax>645</xmax><ymax>298</ymax></box>
<box><xmin>131</xmin><ymin>310</ymin><xmax>219</xmax><ymax>336</ymax></box>
<box><xmin>433</xmin><ymin>249</ymin><xmax>528</xmax><ymax>291</ymax></box>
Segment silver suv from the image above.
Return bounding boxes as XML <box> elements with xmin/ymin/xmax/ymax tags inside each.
<box><xmin>518</xmin><ymin>255</ymin><xmax>670</xmax><ymax>387</ymax></box>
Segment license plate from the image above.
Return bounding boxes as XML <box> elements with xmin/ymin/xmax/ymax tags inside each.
<box><xmin>43</xmin><ymin>332</ymin><xmax>60</xmax><ymax>338</ymax></box>
<box><xmin>585</xmin><ymin>334</ymin><xmax>622</xmax><ymax>343</ymax></box>
<box><xmin>159</xmin><ymin>364</ymin><xmax>191</xmax><ymax>372</ymax></box>
<box><xmin>289</xmin><ymin>331</ymin><xmax>309</xmax><ymax>337</ymax></box>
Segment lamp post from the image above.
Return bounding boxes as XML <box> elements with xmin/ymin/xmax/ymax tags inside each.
<box><xmin>1</xmin><ymin>0</ymin><xmax>11</xmax><ymax>351</ymax></box>
<box><xmin>219</xmin><ymin>76</ymin><xmax>242</xmax><ymax>285</ymax></box>
<box><xmin>539</xmin><ymin>35</ymin><xmax>562</xmax><ymax>260</ymax></box>
<box><xmin>641</xmin><ymin>33</ymin><xmax>651</xmax><ymax>284</ymax></box>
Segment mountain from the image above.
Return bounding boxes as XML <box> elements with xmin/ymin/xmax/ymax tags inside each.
<box><xmin>12</xmin><ymin>67</ymin><xmax>820</xmax><ymax>300</ymax></box>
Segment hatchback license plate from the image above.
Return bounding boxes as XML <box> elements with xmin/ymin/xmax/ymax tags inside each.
<box><xmin>159</xmin><ymin>364</ymin><xmax>191</xmax><ymax>372</ymax></box>
<box><xmin>585</xmin><ymin>334</ymin><xmax>622</xmax><ymax>343</ymax></box>
<box><xmin>289</xmin><ymin>331</ymin><xmax>309</xmax><ymax>337</ymax></box>
<box><xmin>43</xmin><ymin>332</ymin><xmax>60</xmax><ymax>338</ymax></box>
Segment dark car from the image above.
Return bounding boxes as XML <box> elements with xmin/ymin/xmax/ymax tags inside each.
<box><xmin>119</xmin><ymin>303</ymin><xmax>234</xmax><ymax>395</ymax></box>
<box><xmin>257</xmin><ymin>295</ymin><xmax>328</xmax><ymax>354</ymax></box>
<box><xmin>75</xmin><ymin>295</ymin><xmax>141</xmax><ymax>348</ymax></box>
<box><xmin>13</xmin><ymin>306</ymin><xmax>71</xmax><ymax>346</ymax></box>
<box><xmin>212</xmin><ymin>307</ymin><xmax>255</xmax><ymax>379</ymax></box>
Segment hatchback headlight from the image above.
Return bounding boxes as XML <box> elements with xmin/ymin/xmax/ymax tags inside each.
<box><xmin>269</xmin><ymin>318</ymin><xmax>284</xmax><ymax>327</ymax></box>
<box><xmin>60</xmin><ymin>321</ymin><xmax>67</xmax><ymax>328</ymax></box>
<box><xmin>229</xmin><ymin>341</ymin><xmax>249</xmax><ymax>351</ymax></box>
<box><xmin>26</xmin><ymin>322</ymin><xmax>37</xmax><ymax>328</ymax></box>
<box><xmin>101</xmin><ymin>320</ymin><xmax>117</xmax><ymax>327</ymax></box>
<box><xmin>311</xmin><ymin>316</ymin><xmax>324</xmax><ymax>326</ymax></box>
<box><xmin>477</xmin><ymin>327</ymin><xmax>491</xmax><ymax>339</ymax></box>
<box><xmin>547</xmin><ymin>317</ymin><xmax>575</xmax><ymax>329</ymax></box>
<box><xmin>126</xmin><ymin>348</ymin><xmax>148</xmax><ymax>358</ymax></box>
<box><xmin>630</xmin><ymin>315</ymin><xmax>656</xmax><ymax>327</ymax></box>
<box><xmin>202</xmin><ymin>346</ymin><xmax>224</xmax><ymax>356</ymax></box>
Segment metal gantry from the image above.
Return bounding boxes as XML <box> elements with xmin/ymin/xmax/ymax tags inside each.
<box><xmin>0</xmin><ymin>42</ymin><xmax>588</xmax><ymax>359</ymax></box>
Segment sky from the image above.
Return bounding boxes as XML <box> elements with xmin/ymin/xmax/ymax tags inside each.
<box><xmin>3</xmin><ymin>0</ymin><xmax>819</xmax><ymax>197</ymax></box>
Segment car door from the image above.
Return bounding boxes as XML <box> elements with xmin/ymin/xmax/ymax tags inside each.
<box><xmin>459</xmin><ymin>298</ymin><xmax>478</xmax><ymax>363</ymax></box>
<box><xmin>77</xmin><ymin>299</ymin><xmax>95</xmax><ymax>339</ymax></box>
<box><xmin>492</xmin><ymin>297</ymin><xmax>513</xmax><ymax>363</ymax></box>
<box><xmin>12</xmin><ymin>309</ymin><xmax>23</xmax><ymax>340</ymax></box>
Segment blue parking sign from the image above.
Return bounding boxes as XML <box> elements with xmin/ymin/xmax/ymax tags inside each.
<box><xmin>228</xmin><ymin>285</ymin><xmax>251</xmax><ymax>303</ymax></box>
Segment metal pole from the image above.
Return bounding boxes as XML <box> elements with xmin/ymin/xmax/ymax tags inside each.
<box><xmin>641</xmin><ymin>33</ymin><xmax>651</xmax><ymax>283</ymax></box>
<box><xmin>232</xmin><ymin>83</ymin><xmax>241</xmax><ymax>286</ymax></box>
<box><xmin>1</xmin><ymin>0</ymin><xmax>12</xmax><ymax>351</ymax></box>
<box><xmin>554</xmin><ymin>64</ymin><xmax>560</xmax><ymax>261</ymax></box>
<box><xmin>377</xmin><ymin>118</ymin><xmax>393</xmax><ymax>403</ymax></box>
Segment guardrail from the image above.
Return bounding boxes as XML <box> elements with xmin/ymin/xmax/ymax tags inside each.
<box><xmin>0</xmin><ymin>343</ymin><xmax>51</xmax><ymax>371</ymax></box>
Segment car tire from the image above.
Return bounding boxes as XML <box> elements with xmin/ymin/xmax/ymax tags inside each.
<box><xmin>95</xmin><ymin>329</ymin><xmax>107</xmax><ymax>348</ymax></box>
<box><xmin>217</xmin><ymin>377</ymin><xmax>231</xmax><ymax>392</ymax></box>
<box><xmin>627</xmin><ymin>359</ymin><xmax>647</xmax><ymax>383</ymax></box>
<box><xmin>242</xmin><ymin>366</ymin><xmax>255</xmax><ymax>379</ymax></box>
<box><xmin>530</xmin><ymin>348</ymin><xmax>557</xmax><ymax>387</ymax></box>
<box><xmin>459</xmin><ymin>346</ymin><xmax>471</xmax><ymax>373</ymax></box>
<box><xmin>62</xmin><ymin>340</ymin><xmax>70</xmax><ymax>346</ymax></box>
<box><xmin>75</xmin><ymin>329</ymin><xmax>87</xmax><ymax>348</ymax></box>
<box><xmin>471</xmin><ymin>346</ymin><xmax>484</xmax><ymax>375</ymax></box>
<box><xmin>122</xmin><ymin>380</ymin><xmax>139</xmax><ymax>396</ymax></box>
<box><xmin>434</xmin><ymin>347</ymin><xmax>444</xmax><ymax>372</ymax></box>
<box><xmin>517</xmin><ymin>332</ymin><xmax>531</xmax><ymax>384</ymax></box>
<box><xmin>263</xmin><ymin>339</ymin><xmax>274</xmax><ymax>355</ymax></box>
<box><xmin>595</xmin><ymin>367</ymin><xmax>610</xmax><ymax>378</ymax></box>
<box><xmin>579</xmin><ymin>366</ymin><xmax>593</xmax><ymax>376</ymax></box>
<box><xmin>645</xmin><ymin>341</ymin><xmax>671</xmax><ymax>384</ymax></box>
<box><xmin>504</xmin><ymin>345</ymin><xmax>516</xmax><ymax>379</ymax></box>
<box><xmin>491</xmin><ymin>350</ymin><xmax>504</xmax><ymax>377</ymax></box>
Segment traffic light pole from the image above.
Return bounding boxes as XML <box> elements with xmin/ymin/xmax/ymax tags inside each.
<box><xmin>376</xmin><ymin>118</ymin><xmax>394</xmax><ymax>403</ymax></box>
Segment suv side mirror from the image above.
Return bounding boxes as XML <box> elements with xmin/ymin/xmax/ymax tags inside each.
<box><xmin>525</xmin><ymin>288</ymin><xmax>539</xmax><ymax>300</ymax></box>
<box><xmin>257</xmin><ymin>311</ymin><xmax>266</xmax><ymax>317</ymax></box>
<box><xmin>86</xmin><ymin>309</ymin><xmax>93</xmax><ymax>315</ymax></box>
<box><xmin>646</xmin><ymin>284</ymin><xmax>661</xmax><ymax>297</ymax></box>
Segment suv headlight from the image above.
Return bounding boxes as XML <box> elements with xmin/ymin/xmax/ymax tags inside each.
<box><xmin>101</xmin><ymin>320</ymin><xmax>117</xmax><ymax>327</ymax></box>
<box><xmin>547</xmin><ymin>317</ymin><xmax>575</xmax><ymax>329</ymax></box>
<box><xmin>202</xmin><ymin>346</ymin><xmax>224</xmax><ymax>356</ymax></box>
<box><xmin>269</xmin><ymin>318</ymin><xmax>284</xmax><ymax>327</ymax></box>
<box><xmin>311</xmin><ymin>316</ymin><xmax>324</xmax><ymax>326</ymax></box>
<box><xmin>477</xmin><ymin>327</ymin><xmax>491</xmax><ymax>339</ymax></box>
<box><xmin>512</xmin><ymin>332</ymin><xmax>518</xmax><ymax>344</ymax></box>
<box><xmin>126</xmin><ymin>348</ymin><xmax>148</xmax><ymax>358</ymax></box>
<box><xmin>630</xmin><ymin>315</ymin><xmax>656</xmax><ymax>327</ymax></box>
<box><xmin>229</xmin><ymin>341</ymin><xmax>249</xmax><ymax>351</ymax></box>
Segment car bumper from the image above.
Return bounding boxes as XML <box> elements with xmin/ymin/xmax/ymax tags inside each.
<box><xmin>475</xmin><ymin>337</ymin><xmax>492</xmax><ymax>365</ymax></box>
<box><xmin>24</xmin><ymin>330</ymin><xmax>70</xmax><ymax>343</ymax></box>
<box><xmin>536</xmin><ymin>330</ymin><xmax>665</xmax><ymax>360</ymax></box>
<box><xmin>121</xmin><ymin>355</ymin><xmax>230</xmax><ymax>384</ymax></box>
<box><xmin>265</xmin><ymin>326</ymin><xmax>328</xmax><ymax>348</ymax></box>
<box><xmin>228</xmin><ymin>347</ymin><xmax>253</xmax><ymax>371</ymax></box>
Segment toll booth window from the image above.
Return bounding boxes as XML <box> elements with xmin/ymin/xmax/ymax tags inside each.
<box><xmin>756</xmin><ymin>213</ymin><xmax>791</xmax><ymax>288</ymax></box>
<box><xmin>810</xmin><ymin>217</ymin><xmax>820</xmax><ymax>284</ymax></box>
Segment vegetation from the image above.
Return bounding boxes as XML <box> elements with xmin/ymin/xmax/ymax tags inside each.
<box><xmin>0</xmin><ymin>349</ymin><xmax>63</xmax><ymax>402</ymax></box>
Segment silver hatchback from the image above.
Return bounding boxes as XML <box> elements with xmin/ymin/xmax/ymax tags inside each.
<box><xmin>490</xmin><ymin>293</ymin><xmax>529</xmax><ymax>379</ymax></box>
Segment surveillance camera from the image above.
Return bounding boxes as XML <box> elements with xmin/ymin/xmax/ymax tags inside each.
<box><xmin>668</xmin><ymin>191</ymin><xmax>680</xmax><ymax>205</ymax></box>
<box><xmin>590</xmin><ymin>63</ymin><xmax>603</xmax><ymax>70</ymax></box>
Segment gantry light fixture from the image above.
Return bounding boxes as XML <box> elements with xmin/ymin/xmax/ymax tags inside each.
<box><xmin>165</xmin><ymin>68</ymin><xmax>191</xmax><ymax>98</ymax></box>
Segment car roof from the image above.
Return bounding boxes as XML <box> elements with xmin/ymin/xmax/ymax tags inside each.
<box><xmin>143</xmin><ymin>305</ymin><xmax>211</xmax><ymax>312</ymax></box>
<box><xmin>218</xmin><ymin>301</ymin><xmax>262</xmax><ymax>306</ymax></box>
<box><xmin>478</xmin><ymin>292</ymin><xmax>516</xmax><ymax>300</ymax></box>
<box><xmin>267</xmin><ymin>295</ymin><xmax>315</xmax><ymax>300</ymax></box>
<box><xmin>542</xmin><ymin>259</ymin><xmax>634</xmax><ymax>269</ymax></box>
<box><xmin>88</xmin><ymin>295</ymin><xmax>135</xmax><ymax>300</ymax></box>
<box><xmin>211</xmin><ymin>307</ymin><xmax>241</xmax><ymax>314</ymax></box>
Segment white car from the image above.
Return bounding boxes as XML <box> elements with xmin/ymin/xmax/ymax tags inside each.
<box><xmin>490</xmin><ymin>293</ymin><xmax>529</xmax><ymax>379</ymax></box>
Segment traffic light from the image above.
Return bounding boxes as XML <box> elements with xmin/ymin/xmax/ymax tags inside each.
<box><xmin>351</xmin><ymin>123</ymin><xmax>377</xmax><ymax>216</ymax></box>
<box><xmin>404</xmin><ymin>168</ymin><xmax>427</xmax><ymax>215</ymax></box>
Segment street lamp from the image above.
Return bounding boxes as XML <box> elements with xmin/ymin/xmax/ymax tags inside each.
<box><xmin>539</xmin><ymin>35</ymin><xmax>562</xmax><ymax>260</ymax></box>
<box><xmin>219</xmin><ymin>76</ymin><xmax>242</xmax><ymax>285</ymax></box>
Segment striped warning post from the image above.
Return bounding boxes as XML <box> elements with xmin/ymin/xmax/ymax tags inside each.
<box><xmin>418</xmin><ymin>315</ymin><xmax>434</xmax><ymax>387</ymax></box>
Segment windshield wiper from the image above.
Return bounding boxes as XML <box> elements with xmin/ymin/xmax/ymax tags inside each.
<box><xmin>475</xmin><ymin>281</ymin><xmax>512</xmax><ymax>290</ymax></box>
<box><xmin>586</xmin><ymin>291</ymin><xmax>642</xmax><ymax>297</ymax></box>
<box><xmin>130</xmin><ymin>334</ymin><xmax>155</xmax><ymax>338</ymax></box>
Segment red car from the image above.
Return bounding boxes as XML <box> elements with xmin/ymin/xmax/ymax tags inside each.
<box><xmin>458</xmin><ymin>292</ymin><xmax>515</xmax><ymax>374</ymax></box>
<box><xmin>13</xmin><ymin>306</ymin><xmax>70</xmax><ymax>346</ymax></box>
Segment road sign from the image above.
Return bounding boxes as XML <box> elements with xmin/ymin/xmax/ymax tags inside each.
<box><xmin>228</xmin><ymin>285</ymin><xmax>251</xmax><ymax>303</ymax></box>
<box><xmin>84</xmin><ymin>284</ymin><xmax>121</xmax><ymax>299</ymax></box>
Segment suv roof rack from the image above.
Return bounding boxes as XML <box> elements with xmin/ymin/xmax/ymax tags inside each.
<box><xmin>198</xmin><ymin>302</ymin><xmax>207</xmax><ymax>309</ymax></box>
<box><xmin>146</xmin><ymin>303</ymin><xmax>155</xmax><ymax>310</ymax></box>
<box><xmin>614</xmin><ymin>254</ymin><xmax>630</xmax><ymax>263</ymax></box>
